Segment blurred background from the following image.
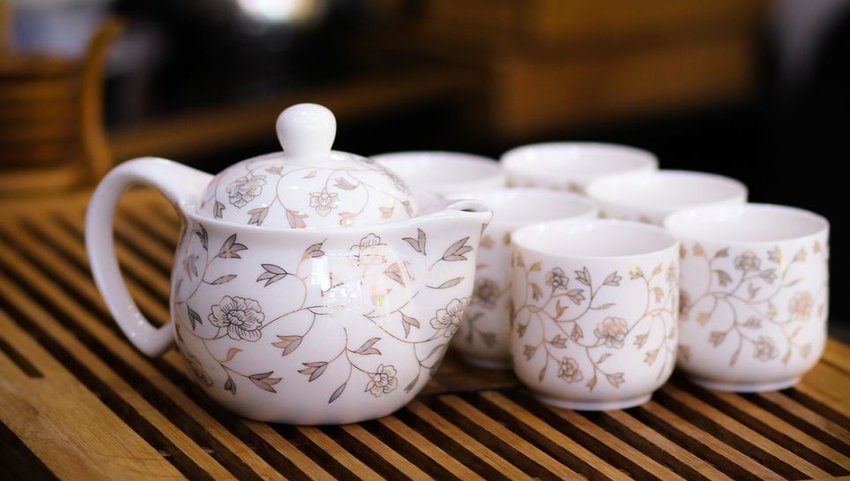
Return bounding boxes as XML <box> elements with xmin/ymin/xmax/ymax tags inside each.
<box><xmin>1</xmin><ymin>0</ymin><xmax>847</xmax><ymax>336</ymax></box>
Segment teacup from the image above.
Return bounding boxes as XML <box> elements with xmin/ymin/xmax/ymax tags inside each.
<box><xmin>510</xmin><ymin>219</ymin><xmax>679</xmax><ymax>410</ymax></box>
<box><xmin>448</xmin><ymin>188</ymin><xmax>598</xmax><ymax>369</ymax></box>
<box><xmin>501</xmin><ymin>142</ymin><xmax>657</xmax><ymax>193</ymax></box>
<box><xmin>586</xmin><ymin>170</ymin><xmax>747</xmax><ymax>224</ymax></box>
<box><xmin>372</xmin><ymin>151</ymin><xmax>504</xmax><ymax>195</ymax></box>
<box><xmin>664</xmin><ymin>204</ymin><xmax>829</xmax><ymax>392</ymax></box>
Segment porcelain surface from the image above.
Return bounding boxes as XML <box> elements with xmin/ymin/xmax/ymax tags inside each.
<box><xmin>373</xmin><ymin>151</ymin><xmax>504</xmax><ymax>195</ymax></box>
<box><xmin>586</xmin><ymin>170</ymin><xmax>747</xmax><ymax>225</ymax></box>
<box><xmin>510</xmin><ymin>219</ymin><xmax>679</xmax><ymax>410</ymax></box>
<box><xmin>501</xmin><ymin>142</ymin><xmax>658</xmax><ymax>193</ymax></box>
<box><xmin>85</xmin><ymin>104</ymin><xmax>491</xmax><ymax>424</ymax></box>
<box><xmin>447</xmin><ymin>188</ymin><xmax>597</xmax><ymax>369</ymax></box>
<box><xmin>665</xmin><ymin>204</ymin><xmax>829</xmax><ymax>392</ymax></box>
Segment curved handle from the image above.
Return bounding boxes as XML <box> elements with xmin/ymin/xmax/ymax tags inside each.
<box><xmin>85</xmin><ymin>157</ymin><xmax>212</xmax><ymax>356</ymax></box>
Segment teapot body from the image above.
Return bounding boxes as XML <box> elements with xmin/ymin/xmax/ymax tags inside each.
<box><xmin>170</xmin><ymin>208</ymin><xmax>485</xmax><ymax>423</ymax></box>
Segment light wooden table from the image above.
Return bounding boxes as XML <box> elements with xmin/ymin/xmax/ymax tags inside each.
<box><xmin>1</xmin><ymin>190</ymin><xmax>848</xmax><ymax>480</ymax></box>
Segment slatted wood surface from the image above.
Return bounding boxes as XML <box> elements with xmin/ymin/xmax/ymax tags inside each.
<box><xmin>1</xmin><ymin>189</ymin><xmax>849</xmax><ymax>481</ymax></box>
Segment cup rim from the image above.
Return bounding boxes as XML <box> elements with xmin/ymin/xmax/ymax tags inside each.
<box><xmin>448</xmin><ymin>187</ymin><xmax>598</xmax><ymax>229</ymax></box>
<box><xmin>500</xmin><ymin>142</ymin><xmax>658</xmax><ymax>178</ymax></box>
<box><xmin>372</xmin><ymin>150</ymin><xmax>501</xmax><ymax>173</ymax></box>
<box><xmin>585</xmin><ymin>169</ymin><xmax>748</xmax><ymax>211</ymax></box>
<box><xmin>512</xmin><ymin>218</ymin><xmax>679</xmax><ymax>261</ymax></box>
<box><xmin>663</xmin><ymin>202</ymin><xmax>830</xmax><ymax>246</ymax></box>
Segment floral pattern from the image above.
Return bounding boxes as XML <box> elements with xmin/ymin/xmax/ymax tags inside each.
<box><xmin>678</xmin><ymin>241</ymin><xmax>828</xmax><ymax>367</ymax></box>
<box><xmin>309</xmin><ymin>190</ymin><xmax>338</xmax><ymax>216</ymax></box>
<box><xmin>512</xmin><ymin>252</ymin><xmax>678</xmax><ymax>392</ymax></box>
<box><xmin>226</xmin><ymin>175</ymin><xmax>266</xmax><ymax>208</ymax></box>
<box><xmin>171</xmin><ymin>221</ymin><xmax>481</xmax><ymax>407</ymax></box>
<box><xmin>208</xmin><ymin>296</ymin><xmax>265</xmax><ymax>341</ymax></box>
<box><xmin>472</xmin><ymin>278</ymin><xmax>500</xmax><ymax>309</ymax></box>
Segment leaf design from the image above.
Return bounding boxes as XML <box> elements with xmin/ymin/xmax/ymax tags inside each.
<box><xmin>224</xmin><ymin>376</ymin><xmax>236</xmax><ymax>395</ymax></box>
<box><xmin>403</xmin><ymin>228</ymin><xmax>427</xmax><ymax>255</ymax></box>
<box><xmin>195</xmin><ymin>225</ymin><xmax>209</xmax><ymax>250</ymax></box>
<box><xmin>401</xmin><ymin>313</ymin><xmax>419</xmax><ymax>337</ymax></box>
<box><xmin>651</xmin><ymin>264</ymin><xmax>663</xmax><ymax>277</ymax></box>
<box><xmin>714</xmin><ymin>247</ymin><xmax>729</xmax><ymax>258</ymax></box>
<box><xmin>249</xmin><ymin>372</ymin><xmax>282</xmax><ymax>393</ymax></box>
<box><xmin>334</xmin><ymin>177</ymin><xmax>358</xmax><ymax>190</ymax></box>
<box><xmin>634</xmin><ymin>333</ymin><xmax>648</xmax><ymax>349</ymax></box>
<box><xmin>402</xmin><ymin>201</ymin><xmax>414</xmax><ymax>217</ymax></box>
<box><xmin>555</xmin><ymin>299</ymin><xmax>568</xmax><ymax>319</ymax></box>
<box><xmin>187</xmin><ymin>305</ymin><xmax>202</xmax><ymax>330</ymax></box>
<box><xmin>266</xmin><ymin>165</ymin><xmax>283</xmax><ymax>174</ymax></box>
<box><xmin>218</xmin><ymin>234</ymin><xmax>247</xmax><ymax>259</ymax></box>
<box><xmin>549</xmin><ymin>335</ymin><xmax>567</xmax><ymax>348</ymax></box>
<box><xmin>597</xmin><ymin>353</ymin><xmax>611</xmax><ymax>364</ymax></box>
<box><xmin>303</xmin><ymin>169</ymin><xmax>317</xmax><ymax>179</ymax></box>
<box><xmin>299</xmin><ymin>362</ymin><xmax>328</xmax><ymax>382</ymax></box>
<box><xmin>697</xmin><ymin>312</ymin><xmax>712</xmax><ymax>326</ymax></box>
<box><xmin>272</xmin><ymin>335</ymin><xmax>302</xmax><ymax>356</ymax></box>
<box><xmin>742</xmin><ymin>316</ymin><xmax>761</xmax><ymax>329</ymax></box>
<box><xmin>286</xmin><ymin>209</ymin><xmax>308</xmax><ymax>229</ymax></box>
<box><xmin>603</xmin><ymin>271</ymin><xmax>622</xmax><ymax>287</ymax></box>
<box><xmin>404</xmin><ymin>372</ymin><xmax>420</xmax><ymax>393</ymax></box>
<box><xmin>338</xmin><ymin>212</ymin><xmax>357</xmax><ymax>227</ymax></box>
<box><xmin>693</xmin><ymin>243</ymin><xmax>706</xmax><ymax>257</ymax></box>
<box><xmin>257</xmin><ymin>264</ymin><xmax>289</xmax><ymax>287</ymax></box>
<box><xmin>247</xmin><ymin>206</ymin><xmax>269</xmax><ymax>226</ymax></box>
<box><xmin>384</xmin><ymin>262</ymin><xmax>411</xmax><ymax>286</ymax></box>
<box><xmin>716</xmin><ymin>270</ymin><xmax>732</xmax><ymax>287</ymax></box>
<box><xmin>709</xmin><ymin>331</ymin><xmax>726</xmax><ymax>346</ymax></box>
<box><xmin>587</xmin><ymin>375</ymin><xmax>598</xmax><ymax>391</ymax></box>
<box><xmin>630</xmin><ymin>265</ymin><xmax>644</xmax><ymax>280</ymax></box>
<box><xmin>644</xmin><ymin>348</ymin><xmax>660</xmax><ymax>366</ymax></box>
<box><xmin>442</xmin><ymin>237</ymin><xmax>473</xmax><ymax>261</ymax></box>
<box><xmin>302</xmin><ymin>241</ymin><xmax>326</xmax><ymax>260</ymax></box>
<box><xmin>564</xmin><ymin>288</ymin><xmax>585</xmax><ymax>305</ymax></box>
<box><xmin>748</xmin><ymin>283</ymin><xmax>761</xmax><ymax>300</ymax></box>
<box><xmin>329</xmin><ymin>383</ymin><xmax>346</xmax><ymax>403</ymax></box>
<box><xmin>224</xmin><ymin>348</ymin><xmax>242</xmax><ymax>362</ymax></box>
<box><xmin>480</xmin><ymin>235</ymin><xmax>495</xmax><ymax>249</ymax></box>
<box><xmin>575</xmin><ymin>267</ymin><xmax>591</xmax><ymax>287</ymax></box>
<box><xmin>768</xmin><ymin>246</ymin><xmax>783</xmax><ymax>264</ymax></box>
<box><xmin>538</xmin><ymin>365</ymin><xmax>547</xmax><ymax>382</ymax></box>
<box><xmin>652</xmin><ymin>287</ymin><xmax>665</xmax><ymax>303</ymax></box>
<box><xmin>591</xmin><ymin>303</ymin><xmax>615</xmax><ymax>311</ymax></box>
<box><xmin>214</xmin><ymin>201</ymin><xmax>225</xmax><ymax>219</ymax></box>
<box><xmin>502</xmin><ymin>232</ymin><xmax>511</xmax><ymax>245</ymax></box>
<box><xmin>523</xmin><ymin>345</ymin><xmax>537</xmax><ymax>360</ymax></box>
<box><xmin>422</xmin><ymin>343</ymin><xmax>447</xmax><ymax>362</ymax></box>
<box><xmin>570</xmin><ymin>323</ymin><xmax>583</xmax><ymax>342</ymax></box>
<box><xmin>432</xmin><ymin>277</ymin><xmax>464</xmax><ymax>289</ymax></box>
<box><xmin>183</xmin><ymin>255</ymin><xmax>199</xmax><ymax>278</ymax></box>
<box><xmin>211</xmin><ymin>274</ymin><xmax>237</xmax><ymax>285</ymax></box>
<box><xmin>530</xmin><ymin>262</ymin><xmax>542</xmax><ymax>272</ymax></box>
<box><xmin>354</xmin><ymin>337</ymin><xmax>381</xmax><ymax>356</ymax></box>
<box><xmin>606</xmin><ymin>373</ymin><xmax>625</xmax><ymax>387</ymax></box>
<box><xmin>379</xmin><ymin>206</ymin><xmax>394</xmax><ymax>220</ymax></box>
<box><xmin>531</xmin><ymin>283</ymin><xmax>543</xmax><ymax>301</ymax></box>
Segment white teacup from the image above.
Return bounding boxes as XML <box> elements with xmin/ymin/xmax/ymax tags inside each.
<box><xmin>665</xmin><ymin>204</ymin><xmax>829</xmax><ymax>392</ymax></box>
<box><xmin>586</xmin><ymin>170</ymin><xmax>747</xmax><ymax>224</ymax></box>
<box><xmin>449</xmin><ymin>188</ymin><xmax>598</xmax><ymax>369</ymax></box>
<box><xmin>372</xmin><ymin>151</ymin><xmax>504</xmax><ymax>195</ymax></box>
<box><xmin>511</xmin><ymin>219</ymin><xmax>679</xmax><ymax>410</ymax></box>
<box><xmin>501</xmin><ymin>142</ymin><xmax>658</xmax><ymax>193</ymax></box>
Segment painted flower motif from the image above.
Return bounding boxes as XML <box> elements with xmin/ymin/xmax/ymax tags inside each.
<box><xmin>594</xmin><ymin>316</ymin><xmax>629</xmax><ymax>349</ymax></box>
<box><xmin>734</xmin><ymin>251</ymin><xmax>761</xmax><ymax>272</ymax></box>
<box><xmin>225</xmin><ymin>174</ymin><xmax>267</xmax><ymax>208</ymax></box>
<box><xmin>754</xmin><ymin>336</ymin><xmax>778</xmax><ymax>361</ymax></box>
<box><xmin>351</xmin><ymin>233</ymin><xmax>388</xmax><ymax>266</ymax></box>
<box><xmin>309</xmin><ymin>190</ymin><xmax>339</xmax><ymax>217</ymax></box>
<box><xmin>365</xmin><ymin>364</ymin><xmax>398</xmax><ymax>397</ymax></box>
<box><xmin>666</xmin><ymin>263</ymin><xmax>678</xmax><ymax>284</ymax></box>
<box><xmin>186</xmin><ymin>353</ymin><xmax>213</xmax><ymax>386</ymax></box>
<box><xmin>557</xmin><ymin>357</ymin><xmax>584</xmax><ymax>383</ymax></box>
<box><xmin>679</xmin><ymin>289</ymin><xmax>692</xmax><ymax>320</ymax></box>
<box><xmin>472</xmin><ymin>278</ymin><xmax>500</xmax><ymax>309</ymax></box>
<box><xmin>431</xmin><ymin>298</ymin><xmax>469</xmax><ymax>338</ymax></box>
<box><xmin>208</xmin><ymin>296</ymin><xmax>265</xmax><ymax>342</ymax></box>
<box><xmin>789</xmin><ymin>291</ymin><xmax>814</xmax><ymax>321</ymax></box>
<box><xmin>545</xmin><ymin>267</ymin><xmax>569</xmax><ymax>291</ymax></box>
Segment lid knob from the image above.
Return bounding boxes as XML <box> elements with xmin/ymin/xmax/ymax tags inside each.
<box><xmin>276</xmin><ymin>103</ymin><xmax>336</xmax><ymax>158</ymax></box>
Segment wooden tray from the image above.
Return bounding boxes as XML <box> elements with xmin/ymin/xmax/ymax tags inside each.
<box><xmin>1</xmin><ymin>190</ymin><xmax>848</xmax><ymax>480</ymax></box>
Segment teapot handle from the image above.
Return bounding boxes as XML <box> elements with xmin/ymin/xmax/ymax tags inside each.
<box><xmin>85</xmin><ymin>157</ymin><xmax>212</xmax><ymax>357</ymax></box>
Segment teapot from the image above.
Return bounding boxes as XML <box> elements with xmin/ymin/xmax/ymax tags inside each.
<box><xmin>86</xmin><ymin>104</ymin><xmax>491</xmax><ymax>424</ymax></box>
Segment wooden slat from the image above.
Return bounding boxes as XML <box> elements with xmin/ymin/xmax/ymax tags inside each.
<box><xmin>522</xmin><ymin>392</ymin><xmax>686</xmax><ymax>481</ymax></box>
<box><xmin>824</xmin><ymin>338</ymin><xmax>850</xmax><ymax>375</ymax></box>
<box><xmin>477</xmin><ymin>391</ymin><xmax>632</xmax><ymax>481</ymax></box>
<box><xmin>434</xmin><ymin>394</ymin><xmax>581</xmax><ymax>480</ymax></box>
<box><xmin>0</xmin><ymin>220</ymin><xmax>287</xmax><ymax>481</ymax></box>
<box><xmin>339</xmin><ymin>424</ymin><xmax>434</xmax><ymax>480</ymax></box>
<box><xmin>0</xmin><ymin>311</ymin><xmax>185</xmax><ymax>481</ymax></box>
<box><xmin>638</xmin><ymin>400</ymin><xmax>785</xmax><ymax>481</ymax></box>
<box><xmin>600</xmin><ymin>408</ymin><xmax>734</xmax><ymax>481</ymax></box>
<box><xmin>376</xmin><ymin>416</ymin><xmax>485</xmax><ymax>481</ymax></box>
<box><xmin>708</xmin><ymin>390</ymin><xmax>850</xmax><ymax>473</ymax></box>
<box><xmin>659</xmin><ymin>384</ymin><xmax>831</xmax><ymax>479</ymax></box>
<box><xmin>756</xmin><ymin>391</ymin><xmax>850</xmax><ymax>450</ymax></box>
<box><xmin>294</xmin><ymin>427</ymin><xmax>384</xmax><ymax>480</ymax></box>
<box><xmin>405</xmin><ymin>400</ymin><xmax>535</xmax><ymax>481</ymax></box>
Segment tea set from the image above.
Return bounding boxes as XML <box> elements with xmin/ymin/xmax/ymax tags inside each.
<box><xmin>87</xmin><ymin>103</ymin><xmax>829</xmax><ymax>424</ymax></box>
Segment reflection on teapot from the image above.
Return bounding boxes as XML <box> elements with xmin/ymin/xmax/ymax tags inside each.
<box><xmin>86</xmin><ymin>104</ymin><xmax>491</xmax><ymax>424</ymax></box>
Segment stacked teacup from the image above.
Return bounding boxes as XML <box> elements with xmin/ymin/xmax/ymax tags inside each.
<box><xmin>373</xmin><ymin>144</ymin><xmax>829</xmax><ymax>410</ymax></box>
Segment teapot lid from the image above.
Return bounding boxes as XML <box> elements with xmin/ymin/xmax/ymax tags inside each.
<box><xmin>196</xmin><ymin>103</ymin><xmax>418</xmax><ymax>229</ymax></box>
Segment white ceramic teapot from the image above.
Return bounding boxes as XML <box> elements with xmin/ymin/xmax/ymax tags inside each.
<box><xmin>86</xmin><ymin>104</ymin><xmax>491</xmax><ymax>424</ymax></box>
